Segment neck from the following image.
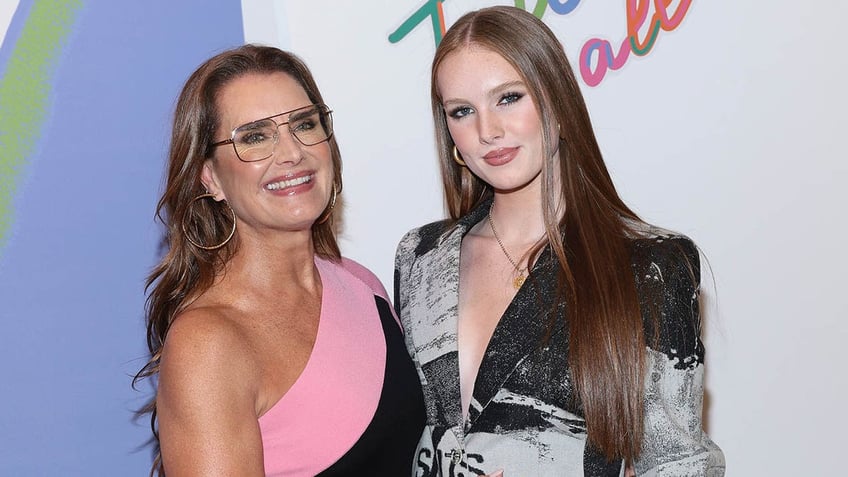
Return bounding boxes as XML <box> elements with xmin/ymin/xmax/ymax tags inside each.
<box><xmin>220</xmin><ymin>228</ymin><xmax>320</xmax><ymax>294</ymax></box>
<box><xmin>487</xmin><ymin>189</ymin><xmax>550</xmax><ymax>244</ymax></box>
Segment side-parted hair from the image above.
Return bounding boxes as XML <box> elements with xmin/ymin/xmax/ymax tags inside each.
<box><xmin>432</xmin><ymin>6</ymin><xmax>649</xmax><ymax>463</ymax></box>
<box><xmin>133</xmin><ymin>44</ymin><xmax>342</xmax><ymax>476</ymax></box>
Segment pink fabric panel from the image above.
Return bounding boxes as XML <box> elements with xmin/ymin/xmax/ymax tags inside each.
<box><xmin>340</xmin><ymin>257</ymin><xmax>390</xmax><ymax>302</ymax></box>
<box><xmin>258</xmin><ymin>258</ymin><xmax>386</xmax><ymax>476</ymax></box>
<box><xmin>340</xmin><ymin>257</ymin><xmax>402</xmax><ymax>328</ymax></box>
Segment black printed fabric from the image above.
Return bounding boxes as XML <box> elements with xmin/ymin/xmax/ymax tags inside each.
<box><xmin>394</xmin><ymin>199</ymin><xmax>725</xmax><ymax>477</ymax></box>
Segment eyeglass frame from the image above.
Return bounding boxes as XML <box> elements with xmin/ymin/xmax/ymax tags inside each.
<box><xmin>210</xmin><ymin>103</ymin><xmax>334</xmax><ymax>162</ymax></box>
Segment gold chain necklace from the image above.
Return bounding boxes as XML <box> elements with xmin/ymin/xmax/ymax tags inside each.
<box><xmin>487</xmin><ymin>209</ymin><xmax>530</xmax><ymax>290</ymax></box>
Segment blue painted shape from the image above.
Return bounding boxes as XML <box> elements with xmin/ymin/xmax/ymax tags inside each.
<box><xmin>547</xmin><ymin>0</ymin><xmax>581</xmax><ymax>15</ymax></box>
<box><xmin>0</xmin><ymin>1</ymin><xmax>243</xmax><ymax>474</ymax></box>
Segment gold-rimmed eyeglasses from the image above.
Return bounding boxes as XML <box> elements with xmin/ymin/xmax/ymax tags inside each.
<box><xmin>210</xmin><ymin>103</ymin><xmax>334</xmax><ymax>162</ymax></box>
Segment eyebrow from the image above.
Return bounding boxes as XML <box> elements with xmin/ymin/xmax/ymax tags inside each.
<box><xmin>287</xmin><ymin>107</ymin><xmax>317</xmax><ymax>122</ymax></box>
<box><xmin>232</xmin><ymin>104</ymin><xmax>317</xmax><ymax>130</ymax></box>
<box><xmin>442</xmin><ymin>80</ymin><xmax>527</xmax><ymax>107</ymax></box>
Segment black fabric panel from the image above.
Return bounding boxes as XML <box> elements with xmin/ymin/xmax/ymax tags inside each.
<box><xmin>317</xmin><ymin>296</ymin><xmax>426</xmax><ymax>476</ymax></box>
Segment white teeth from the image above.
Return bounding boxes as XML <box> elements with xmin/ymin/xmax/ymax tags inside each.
<box><xmin>266</xmin><ymin>175</ymin><xmax>313</xmax><ymax>190</ymax></box>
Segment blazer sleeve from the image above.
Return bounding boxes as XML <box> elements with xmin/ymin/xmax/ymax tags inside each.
<box><xmin>634</xmin><ymin>237</ymin><xmax>726</xmax><ymax>476</ymax></box>
<box><xmin>393</xmin><ymin>229</ymin><xmax>416</xmax><ymax>320</ymax></box>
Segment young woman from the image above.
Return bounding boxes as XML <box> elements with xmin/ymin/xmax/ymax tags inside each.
<box><xmin>135</xmin><ymin>45</ymin><xmax>424</xmax><ymax>476</ymax></box>
<box><xmin>394</xmin><ymin>7</ymin><xmax>725</xmax><ymax>476</ymax></box>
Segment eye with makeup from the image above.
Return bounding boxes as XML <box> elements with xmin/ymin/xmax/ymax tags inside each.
<box><xmin>235</xmin><ymin>121</ymin><xmax>275</xmax><ymax>146</ymax></box>
<box><xmin>291</xmin><ymin>117</ymin><xmax>317</xmax><ymax>133</ymax></box>
<box><xmin>498</xmin><ymin>91</ymin><xmax>524</xmax><ymax>106</ymax></box>
<box><xmin>447</xmin><ymin>105</ymin><xmax>474</xmax><ymax>120</ymax></box>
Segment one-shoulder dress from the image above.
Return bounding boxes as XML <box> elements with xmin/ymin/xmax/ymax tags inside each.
<box><xmin>259</xmin><ymin>257</ymin><xmax>426</xmax><ymax>476</ymax></box>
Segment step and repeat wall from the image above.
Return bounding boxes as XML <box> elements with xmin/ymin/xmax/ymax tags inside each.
<box><xmin>1</xmin><ymin>1</ymin><xmax>845</xmax><ymax>475</ymax></box>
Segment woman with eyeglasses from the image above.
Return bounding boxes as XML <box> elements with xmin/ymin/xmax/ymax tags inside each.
<box><xmin>394</xmin><ymin>6</ymin><xmax>724</xmax><ymax>476</ymax></box>
<box><xmin>134</xmin><ymin>45</ymin><xmax>425</xmax><ymax>476</ymax></box>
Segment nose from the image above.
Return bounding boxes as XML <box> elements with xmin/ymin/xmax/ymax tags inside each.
<box><xmin>272</xmin><ymin>126</ymin><xmax>305</xmax><ymax>165</ymax></box>
<box><xmin>477</xmin><ymin>110</ymin><xmax>504</xmax><ymax>145</ymax></box>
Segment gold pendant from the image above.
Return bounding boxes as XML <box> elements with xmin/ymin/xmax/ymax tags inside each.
<box><xmin>513</xmin><ymin>274</ymin><xmax>525</xmax><ymax>290</ymax></box>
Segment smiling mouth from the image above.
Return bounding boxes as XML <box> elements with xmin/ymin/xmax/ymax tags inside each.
<box><xmin>265</xmin><ymin>174</ymin><xmax>313</xmax><ymax>191</ymax></box>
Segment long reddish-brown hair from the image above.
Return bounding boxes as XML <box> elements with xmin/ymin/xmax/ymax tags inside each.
<box><xmin>133</xmin><ymin>44</ymin><xmax>342</xmax><ymax>475</ymax></box>
<box><xmin>432</xmin><ymin>6</ymin><xmax>649</xmax><ymax>463</ymax></box>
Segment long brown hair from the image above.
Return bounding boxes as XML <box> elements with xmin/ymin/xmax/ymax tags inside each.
<box><xmin>432</xmin><ymin>6</ymin><xmax>649</xmax><ymax>463</ymax></box>
<box><xmin>133</xmin><ymin>44</ymin><xmax>342</xmax><ymax>475</ymax></box>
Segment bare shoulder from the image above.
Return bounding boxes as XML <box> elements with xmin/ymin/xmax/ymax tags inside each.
<box><xmin>159</xmin><ymin>306</ymin><xmax>259</xmax><ymax>407</ymax></box>
<box><xmin>162</xmin><ymin>306</ymin><xmax>255</xmax><ymax>366</ymax></box>
<box><xmin>157</xmin><ymin>307</ymin><xmax>265</xmax><ymax>475</ymax></box>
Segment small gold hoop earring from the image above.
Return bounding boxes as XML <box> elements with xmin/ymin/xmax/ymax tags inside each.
<box><xmin>182</xmin><ymin>193</ymin><xmax>236</xmax><ymax>250</ymax></box>
<box><xmin>452</xmin><ymin>145</ymin><xmax>466</xmax><ymax>167</ymax></box>
<box><xmin>316</xmin><ymin>184</ymin><xmax>338</xmax><ymax>225</ymax></box>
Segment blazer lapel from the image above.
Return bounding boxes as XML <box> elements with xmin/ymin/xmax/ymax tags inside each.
<box><xmin>404</xmin><ymin>222</ymin><xmax>467</xmax><ymax>429</ymax></box>
<box><xmin>468</xmin><ymin>247</ymin><xmax>566</xmax><ymax>425</ymax></box>
<box><xmin>403</xmin><ymin>199</ymin><xmax>568</xmax><ymax>431</ymax></box>
<box><xmin>403</xmin><ymin>201</ymin><xmax>493</xmax><ymax>430</ymax></box>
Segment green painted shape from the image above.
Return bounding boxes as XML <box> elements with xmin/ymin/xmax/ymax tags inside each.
<box><xmin>630</xmin><ymin>18</ymin><xmax>662</xmax><ymax>56</ymax></box>
<box><xmin>388</xmin><ymin>0</ymin><xmax>444</xmax><ymax>45</ymax></box>
<box><xmin>0</xmin><ymin>0</ymin><xmax>83</xmax><ymax>251</ymax></box>
<box><xmin>514</xmin><ymin>0</ymin><xmax>547</xmax><ymax>18</ymax></box>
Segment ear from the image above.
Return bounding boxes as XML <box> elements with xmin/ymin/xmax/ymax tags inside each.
<box><xmin>200</xmin><ymin>160</ymin><xmax>226</xmax><ymax>201</ymax></box>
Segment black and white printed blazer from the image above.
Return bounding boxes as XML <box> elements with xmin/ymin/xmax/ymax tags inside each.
<box><xmin>394</xmin><ymin>199</ymin><xmax>725</xmax><ymax>477</ymax></box>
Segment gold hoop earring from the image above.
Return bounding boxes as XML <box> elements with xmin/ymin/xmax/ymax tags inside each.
<box><xmin>452</xmin><ymin>145</ymin><xmax>466</xmax><ymax>167</ymax></box>
<box><xmin>316</xmin><ymin>184</ymin><xmax>338</xmax><ymax>225</ymax></box>
<box><xmin>182</xmin><ymin>193</ymin><xmax>236</xmax><ymax>250</ymax></box>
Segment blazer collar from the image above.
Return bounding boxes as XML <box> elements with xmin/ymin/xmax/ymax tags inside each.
<box><xmin>404</xmin><ymin>198</ymin><xmax>490</xmax><ymax>430</ymax></box>
<box><xmin>467</xmin><ymin>246</ymin><xmax>565</xmax><ymax>426</ymax></box>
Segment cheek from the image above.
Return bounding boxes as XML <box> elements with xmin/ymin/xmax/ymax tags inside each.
<box><xmin>446</xmin><ymin>120</ymin><xmax>473</xmax><ymax>148</ymax></box>
<box><xmin>220</xmin><ymin>162</ymin><xmax>264</xmax><ymax>192</ymax></box>
<box><xmin>310</xmin><ymin>142</ymin><xmax>333</xmax><ymax>165</ymax></box>
<box><xmin>514</xmin><ymin>107</ymin><xmax>545</xmax><ymax>142</ymax></box>
<box><xmin>303</xmin><ymin>143</ymin><xmax>335</xmax><ymax>186</ymax></box>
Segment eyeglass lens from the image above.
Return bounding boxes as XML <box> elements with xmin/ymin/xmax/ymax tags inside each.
<box><xmin>232</xmin><ymin>106</ymin><xmax>332</xmax><ymax>162</ymax></box>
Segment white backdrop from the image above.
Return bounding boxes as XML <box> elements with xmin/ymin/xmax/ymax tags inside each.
<box><xmin>0</xmin><ymin>2</ymin><xmax>19</xmax><ymax>51</ymax></box>
<box><xmin>242</xmin><ymin>1</ymin><xmax>847</xmax><ymax>475</ymax></box>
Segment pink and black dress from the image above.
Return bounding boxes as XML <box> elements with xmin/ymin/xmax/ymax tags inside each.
<box><xmin>258</xmin><ymin>257</ymin><xmax>425</xmax><ymax>476</ymax></box>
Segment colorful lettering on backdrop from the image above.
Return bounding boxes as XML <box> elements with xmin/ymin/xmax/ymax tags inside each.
<box><xmin>388</xmin><ymin>0</ymin><xmax>692</xmax><ymax>87</ymax></box>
